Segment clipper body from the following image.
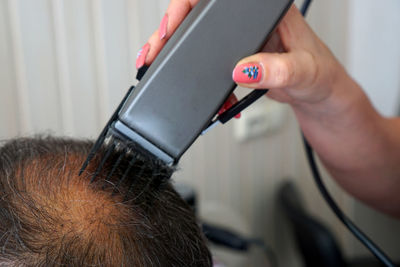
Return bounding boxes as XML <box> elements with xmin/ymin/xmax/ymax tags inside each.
<box><xmin>112</xmin><ymin>0</ymin><xmax>293</xmax><ymax>165</ymax></box>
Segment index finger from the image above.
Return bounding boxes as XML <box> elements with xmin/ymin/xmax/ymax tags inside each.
<box><xmin>143</xmin><ymin>0</ymin><xmax>201</xmax><ymax>66</ymax></box>
<box><xmin>164</xmin><ymin>0</ymin><xmax>200</xmax><ymax>39</ymax></box>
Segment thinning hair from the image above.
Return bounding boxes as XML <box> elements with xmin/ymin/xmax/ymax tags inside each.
<box><xmin>0</xmin><ymin>136</ymin><xmax>211</xmax><ymax>266</ymax></box>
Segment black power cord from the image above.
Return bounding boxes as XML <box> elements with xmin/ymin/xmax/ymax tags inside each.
<box><xmin>210</xmin><ymin>0</ymin><xmax>396</xmax><ymax>265</ymax></box>
<box><xmin>303</xmin><ymin>137</ymin><xmax>396</xmax><ymax>267</ymax></box>
<box><xmin>301</xmin><ymin>0</ymin><xmax>313</xmax><ymax>16</ymax></box>
<box><xmin>298</xmin><ymin>0</ymin><xmax>396</xmax><ymax>266</ymax></box>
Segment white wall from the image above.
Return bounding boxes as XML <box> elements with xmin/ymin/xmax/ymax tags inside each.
<box><xmin>347</xmin><ymin>0</ymin><xmax>400</xmax><ymax>117</ymax></box>
<box><xmin>0</xmin><ymin>0</ymin><xmax>399</xmax><ymax>266</ymax></box>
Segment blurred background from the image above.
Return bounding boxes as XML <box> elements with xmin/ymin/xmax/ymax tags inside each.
<box><xmin>0</xmin><ymin>0</ymin><xmax>399</xmax><ymax>266</ymax></box>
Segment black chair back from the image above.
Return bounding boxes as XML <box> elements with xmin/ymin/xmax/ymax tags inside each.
<box><xmin>278</xmin><ymin>181</ymin><xmax>347</xmax><ymax>267</ymax></box>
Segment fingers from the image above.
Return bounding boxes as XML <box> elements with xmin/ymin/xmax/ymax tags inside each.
<box><xmin>232</xmin><ymin>4</ymin><xmax>341</xmax><ymax>106</ymax></box>
<box><xmin>136</xmin><ymin>0</ymin><xmax>201</xmax><ymax>68</ymax></box>
<box><xmin>144</xmin><ymin>31</ymin><xmax>166</xmax><ymax>66</ymax></box>
<box><xmin>232</xmin><ymin>50</ymin><xmax>317</xmax><ymax>91</ymax></box>
<box><xmin>232</xmin><ymin>6</ymin><xmax>321</xmax><ymax>91</ymax></box>
<box><xmin>163</xmin><ymin>0</ymin><xmax>200</xmax><ymax>40</ymax></box>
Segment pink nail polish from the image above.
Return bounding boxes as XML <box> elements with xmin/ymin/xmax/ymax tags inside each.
<box><xmin>136</xmin><ymin>43</ymin><xmax>150</xmax><ymax>69</ymax></box>
<box><xmin>159</xmin><ymin>14</ymin><xmax>168</xmax><ymax>40</ymax></box>
<box><xmin>233</xmin><ymin>63</ymin><xmax>262</xmax><ymax>84</ymax></box>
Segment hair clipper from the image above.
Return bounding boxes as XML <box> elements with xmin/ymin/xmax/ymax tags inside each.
<box><xmin>80</xmin><ymin>0</ymin><xmax>293</xmax><ymax>177</ymax></box>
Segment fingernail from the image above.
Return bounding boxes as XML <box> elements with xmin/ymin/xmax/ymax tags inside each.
<box><xmin>159</xmin><ymin>14</ymin><xmax>169</xmax><ymax>40</ymax></box>
<box><xmin>136</xmin><ymin>43</ymin><xmax>150</xmax><ymax>69</ymax></box>
<box><xmin>233</xmin><ymin>63</ymin><xmax>262</xmax><ymax>84</ymax></box>
<box><xmin>235</xmin><ymin>113</ymin><xmax>241</xmax><ymax>119</ymax></box>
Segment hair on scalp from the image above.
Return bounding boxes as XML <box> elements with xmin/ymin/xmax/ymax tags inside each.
<box><xmin>0</xmin><ymin>136</ymin><xmax>212</xmax><ymax>266</ymax></box>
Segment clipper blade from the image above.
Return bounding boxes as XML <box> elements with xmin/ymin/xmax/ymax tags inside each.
<box><xmin>79</xmin><ymin>85</ymin><xmax>136</xmax><ymax>176</ymax></box>
<box><xmin>79</xmin><ymin>85</ymin><xmax>174</xmax><ymax>196</ymax></box>
<box><xmin>82</xmin><ymin>128</ymin><xmax>175</xmax><ymax>196</ymax></box>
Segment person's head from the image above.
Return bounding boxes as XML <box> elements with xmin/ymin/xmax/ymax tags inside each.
<box><xmin>0</xmin><ymin>136</ymin><xmax>211</xmax><ymax>266</ymax></box>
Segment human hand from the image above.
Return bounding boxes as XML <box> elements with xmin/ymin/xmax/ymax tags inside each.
<box><xmin>135</xmin><ymin>1</ymin><xmax>400</xmax><ymax>218</ymax></box>
<box><xmin>135</xmin><ymin>1</ymin><xmax>343</xmax><ymax>115</ymax></box>
<box><xmin>231</xmin><ymin>5</ymin><xmax>344</xmax><ymax>110</ymax></box>
<box><xmin>136</xmin><ymin>0</ymin><xmax>242</xmax><ymax>117</ymax></box>
<box><xmin>136</xmin><ymin>0</ymin><xmax>201</xmax><ymax>69</ymax></box>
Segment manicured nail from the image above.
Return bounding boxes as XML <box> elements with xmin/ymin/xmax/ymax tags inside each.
<box><xmin>159</xmin><ymin>14</ymin><xmax>169</xmax><ymax>40</ymax></box>
<box><xmin>235</xmin><ymin>113</ymin><xmax>241</xmax><ymax>119</ymax></box>
<box><xmin>233</xmin><ymin>63</ymin><xmax>262</xmax><ymax>84</ymax></box>
<box><xmin>136</xmin><ymin>43</ymin><xmax>150</xmax><ymax>69</ymax></box>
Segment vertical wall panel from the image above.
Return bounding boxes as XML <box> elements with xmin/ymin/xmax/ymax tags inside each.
<box><xmin>6</xmin><ymin>0</ymin><xmax>32</xmax><ymax>135</ymax></box>
<box><xmin>126</xmin><ymin>0</ymin><xmax>142</xmax><ymax>79</ymax></box>
<box><xmin>51</xmin><ymin>0</ymin><xmax>75</xmax><ymax>135</ymax></box>
<box><xmin>136</xmin><ymin>1</ymin><xmax>161</xmax><ymax>41</ymax></box>
<box><xmin>18</xmin><ymin>0</ymin><xmax>62</xmax><ymax>134</ymax></box>
<box><xmin>63</xmin><ymin>0</ymin><xmax>99</xmax><ymax>137</ymax></box>
<box><xmin>90</xmin><ymin>0</ymin><xmax>111</xmax><ymax>126</ymax></box>
<box><xmin>0</xmin><ymin>0</ymin><xmax>19</xmax><ymax>138</ymax></box>
<box><xmin>101</xmin><ymin>0</ymin><xmax>133</xmax><ymax>110</ymax></box>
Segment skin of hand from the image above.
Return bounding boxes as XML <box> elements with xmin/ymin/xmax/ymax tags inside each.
<box><xmin>140</xmin><ymin>1</ymin><xmax>400</xmax><ymax>218</ymax></box>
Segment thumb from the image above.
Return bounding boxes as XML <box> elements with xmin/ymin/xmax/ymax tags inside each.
<box><xmin>232</xmin><ymin>51</ymin><xmax>317</xmax><ymax>90</ymax></box>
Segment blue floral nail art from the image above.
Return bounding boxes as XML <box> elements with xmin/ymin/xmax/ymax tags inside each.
<box><xmin>242</xmin><ymin>66</ymin><xmax>259</xmax><ymax>80</ymax></box>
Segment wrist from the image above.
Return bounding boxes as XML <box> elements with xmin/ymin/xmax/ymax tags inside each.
<box><xmin>290</xmin><ymin>65</ymin><xmax>384</xmax><ymax>160</ymax></box>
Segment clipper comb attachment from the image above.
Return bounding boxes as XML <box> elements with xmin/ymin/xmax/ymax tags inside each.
<box><xmin>82</xmin><ymin>129</ymin><xmax>175</xmax><ymax>197</ymax></box>
<box><xmin>81</xmin><ymin>0</ymin><xmax>294</xmax><ymax>193</ymax></box>
<box><xmin>79</xmin><ymin>85</ymin><xmax>136</xmax><ymax>177</ymax></box>
<box><xmin>79</xmin><ymin>85</ymin><xmax>174</xmax><ymax>194</ymax></box>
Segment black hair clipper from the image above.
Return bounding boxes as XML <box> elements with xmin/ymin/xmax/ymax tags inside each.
<box><xmin>80</xmin><ymin>0</ymin><xmax>293</xmax><ymax>178</ymax></box>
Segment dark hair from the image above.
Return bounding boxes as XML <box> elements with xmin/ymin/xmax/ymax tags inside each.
<box><xmin>0</xmin><ymin>136</ymin><xmax>212</xmax><ymax>266</ymax></box>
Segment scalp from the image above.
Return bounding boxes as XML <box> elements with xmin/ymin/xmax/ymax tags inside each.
<box><xmin>0</xmin><ymin>136</ymin><xmax>212</xmax><ymax>266</ymax></box>
<box><xmin>4</xmin><ymin>140</ymin><xmax>130</xmax><ymax>265</ymax></box>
